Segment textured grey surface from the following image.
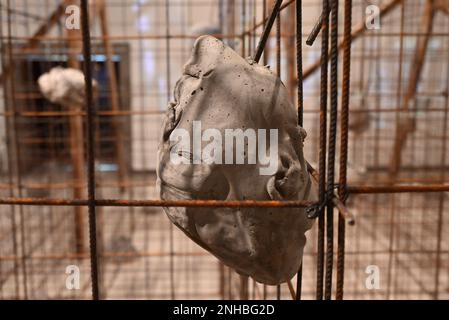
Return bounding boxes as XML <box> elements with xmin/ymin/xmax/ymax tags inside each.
<box><xmin>157</xmin><ymin>36</ymin><xmax>317</xmax><ymax>285</ymax></box>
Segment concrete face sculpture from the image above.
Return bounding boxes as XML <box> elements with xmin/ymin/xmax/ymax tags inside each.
<box><xmin>157</xmin><ymin>36</ymin><xmax>316</xmax><ymax>285</ymax></box>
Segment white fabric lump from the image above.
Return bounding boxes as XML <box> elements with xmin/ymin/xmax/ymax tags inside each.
<box><xmin>38</xmin><ymin>67</ymin><xmax>97</xmax><ymax>107</ymax></box>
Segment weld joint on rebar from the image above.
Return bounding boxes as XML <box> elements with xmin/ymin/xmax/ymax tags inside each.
<box><xmin>306</xmin><ymin>193</ymin><xmax>332</xmax><ymax>219</ymax></box>
<box><xmin>332</xmin><ymin>183</ymin><xmax>349</xmax><ymax>202</ymax></box>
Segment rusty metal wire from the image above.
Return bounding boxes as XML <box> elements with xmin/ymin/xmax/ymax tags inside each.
<box><xmin>314</xmin><ymin>0</ymin><xmax>329</xmax><ymax>300</ymax></box>
<box><xmin>253</xmin><ymin>0</ymin><xmax>283</xmax><ymax>62</ymax></box>
<box><xmin>324</xmin><ymin>0</ymin><xmax>338</xmax><ymax>300</ymax></box>
<box><xmin>295</xmin><ymin>0</ymin><xmax>304</xmax><ymax>301</ymax></box>
<box><xmin>336</xmin><ymin>0</ymin><xmax>352</xmax><ymax>300</ymax></box>
<box><xmin>80</xmin><ymin>0</ymin><xmax>99</xmax><ymax>300</ymax></box>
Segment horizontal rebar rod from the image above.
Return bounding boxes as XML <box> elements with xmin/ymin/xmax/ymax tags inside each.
<box><xmin>1</xmin><ymin>177</ymin><xmax>447</xmax><ymax>192</ymax></box>
<box><xmin>3</xmin><ymin>31</ymin><xmax>449</xmax><ymax>45</ymax></box>
<box><xmin>2</xmin><ymin>106</ymin><xmax>449</xmax><ymax>117</ymax></box>
<box><xmin>348</xmin><ymin>184</ymin><xmax>449</xmax><ymax>194</ymax></box>
<box><xmin>0</xmin><ymin>250</ymin><xmax>210</xmax><ymax>262</ymax></box>
<box><xmin>1</xmin><ymin>183</ymin><xmax>448</xmax><ymax>208</ymax></box>
<box><xmin>4</xmin><ymin>31</ymin><xmax>449</xmax><ymax>44</ymax></box>
<box><xmin>0</xmin><ymin>197</ymin><xmax>315</xmax><ymax>208</ymax></box>
<box><xmin>1</xmin><ymin>248</ymin><xmax>447</xmax><ymax>262</ymax></box>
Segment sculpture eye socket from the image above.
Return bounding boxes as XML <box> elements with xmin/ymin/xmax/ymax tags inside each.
<box><xmin>170</xmin><ymin>144</ymin><xmax>193</xmax><ymax>161</ymax></box>
<box><xmin>202</xmin><ymin>69</ymin><xmax>214</xmax><ymax>78</ymax></box>
<box><xmin>178</xmin><ymin>150</ymin><xmax>193</xmax><ymax>161</ymax></box>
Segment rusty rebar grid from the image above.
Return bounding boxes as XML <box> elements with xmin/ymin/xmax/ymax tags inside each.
<box><xmin>302</xmin><ymin>0</ymin><xmax>403</xmax><ymax>80</ymax></box>
<box><xmin>1</xmin><ymin>0</ymin><xmax>448</xmax><ymax>301</ymax></box>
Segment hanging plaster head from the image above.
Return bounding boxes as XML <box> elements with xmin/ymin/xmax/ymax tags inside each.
<box><xmin>38</xmin><ymin>67</ymin><xmax>97</xmax><ymax>107</ymax></box>
<box><xmin>157</xmin><ymin>36</ymin><xmax>317</xmax><ymax>285</ymax></box>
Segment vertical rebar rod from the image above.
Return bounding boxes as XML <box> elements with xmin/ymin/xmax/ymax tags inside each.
<box><xmin>165</xmin><ymin>0</ymin><xmax>176</xmax><ymax>300</ymax></box>
<box><xmin>262</xmin><ymin>0</ymin><xmax>268</xmax><ymax>66</ymax></box>
<box><xmin>336</xmin><ymin>0</ymin><xmax>352</xmax><ymax>301</ymax></box>
<box><xmin>316</xmin><ymin>0</ymin><xmax>329</xmax><ymax>300</ymax></box>
<box><xmin>66</xmin><ymin>0</ymin><xmax>87</xmax><ymax>255</ymax></box>
<box><xmin>276</xmin><ymin>6</ymin><xmax>281</xmax><ymax>300</ymax></box>
<box><xmin>80</xmin><ymin>0</ymin><xmax>99</xmax><ymax>300</ymax></box>
<box><xmin>24</xmin><ymin>0</ymin><xmax>41</xmax><ymax>297</ymax></box>
<box><xmin>5</xmin><ymin>0</ymin><xmax>28</xmax><ymax>299</ymax></box>
<box><xmin>253</xmin><ymin>0</ymin><xmax>283</xmax><ymax>63</ymax></box>
<box><xmin>219</xmin><ymin>0</ymin><xmax>224</xmax><ymax>33</ymax></box>
<box><xmin>285</xmin><ymin>4</ymin><xmax>296</xmax><ymax>100</ymax></box>
<box><xmin>165</xmin><ymin>0</ymin><xmax>171</xmax><ymax>103</ymax></box>
<box><xmin>276</xmin><ymin>11</ymin><xmax>281</xmax><ymax>77</ymax></box>
<box><xmin>433</xmin><ymin>33</ymin><xmax>449</xmax><ymax>300</ymax></box>
<box><xmin>295</xmin><ymin>0</ymin><xmax>304</xmax><ymax>301</ymax></box>
<box><xmin>248</xmin><ymin>0</ymin><xmax>252</xmax><ymax>55</ymax></box>
<box><xmin>296</xmin><ymin>0</ymin><xmax>303</xmax><ymax>127</ymax></box>
<box><xmin>252</xmin><ymin>0</ymin><xmax>257</xmax><ymax>56</ymax></box>
<box><xmin>241</xmin><ymin>0</ymin><xmax>246</xmax><ymax>57</ymax></box>
<box><xmin>228</xmin><ymin>0</ymin><xmax>236</xmax><ymax>50</ymax></box>
<box><xmin>324</xmin><ymin>0</ymin><xmax>339</xmax><ymax>300</ymax></box>
<box><xmin>0</xmin><ymin>2</ymin><xmax>20</xmax><ymax>298</ymax></box>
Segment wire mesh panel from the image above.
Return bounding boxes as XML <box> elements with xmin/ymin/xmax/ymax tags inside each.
<box><xmin>0</xmin><ymin>0</ymin><xmax>448</xmax><ymax>300</ymax></box>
